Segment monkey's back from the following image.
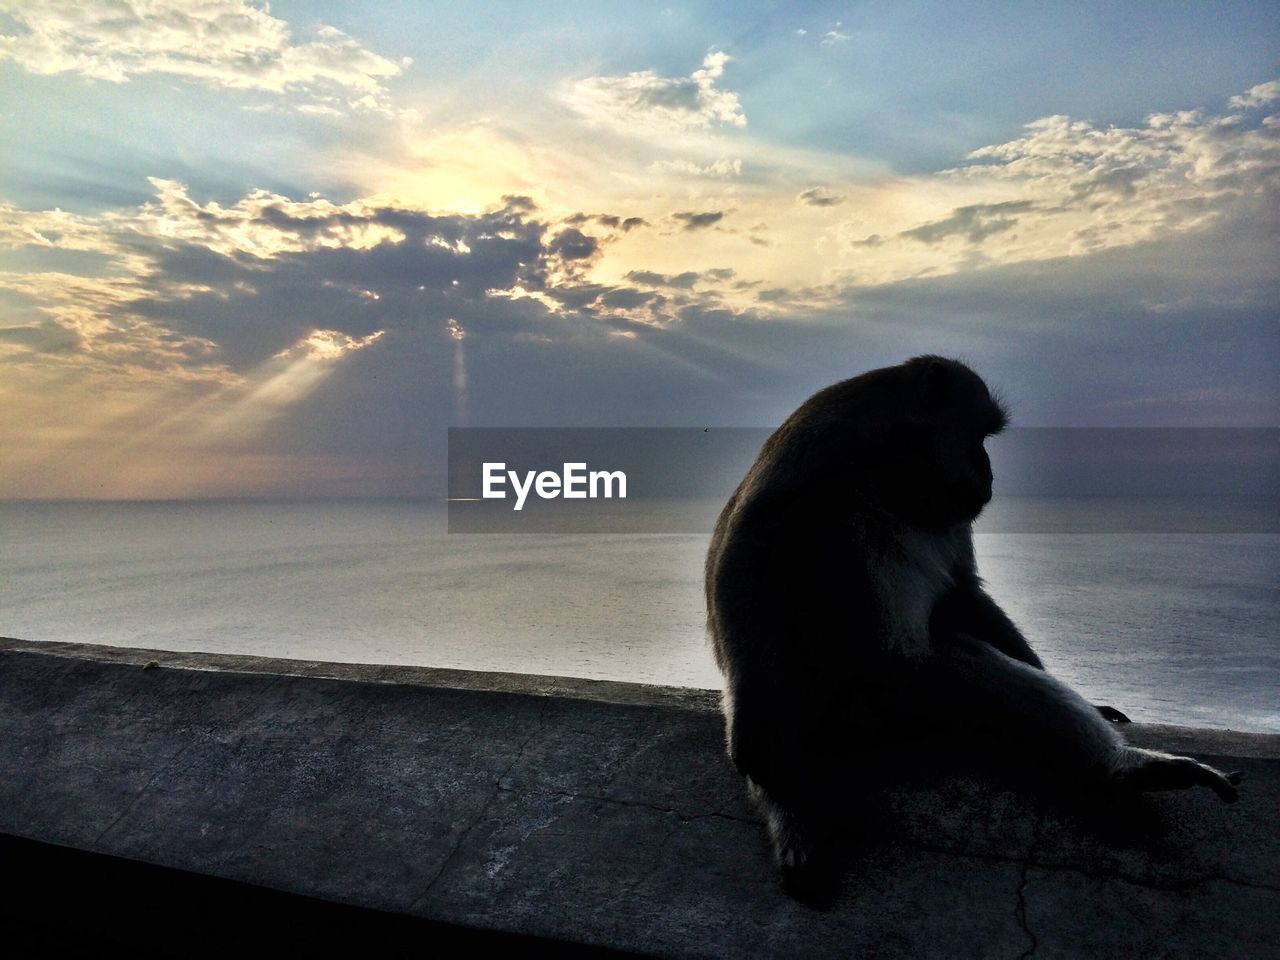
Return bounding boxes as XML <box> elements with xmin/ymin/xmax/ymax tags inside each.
<box><xmin>705</xmin><ymin>449</ymin><xmax>901</xmax><ymax>685</ymax></box>
<box><xmin>706</xmin><ymin>360</ymin><xmax>954</xmax><ymax>692</ymax></box>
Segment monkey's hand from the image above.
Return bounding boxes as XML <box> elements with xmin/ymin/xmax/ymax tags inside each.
<box><xmin>1114</xmin><ymin>748</ymin><xmax>1243</xmax><ymax>803</ymax></box>
<box><xmin>1095</xmin><ymin>704</ymin><xmax>1131</xmax><ymax>723</ymax></box>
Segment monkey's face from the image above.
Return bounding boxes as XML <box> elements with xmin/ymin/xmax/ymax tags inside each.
<box><xmin>928</xmin><ymin>429</ymin><xmax>995</xmax><ymax>522</ymax></box>
<box><xmin>870</xmin><ymin>427</ymin><xmax>996</xmax><ymax>529</ymax></box>
<box><xmin>880</xmin><ymin>358</ymin><xmax>1008</xmax><ymax>528</ymax></box>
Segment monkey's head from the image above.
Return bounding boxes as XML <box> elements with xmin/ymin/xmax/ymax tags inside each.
<box><xmin>871</xmin><ymin>356</ymin><xmax>1009</xmax><ymax>528</ymax></box>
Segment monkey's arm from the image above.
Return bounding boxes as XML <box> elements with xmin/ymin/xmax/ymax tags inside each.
<box><xmin>933</xmin><ymin>578</ymin><xmax>1131</xmax><ymax>723</ymax></box>
<box><xmin>932</xmin><ymin>578</ymin><xmax>1043</xmax><ymax>669</ymax></box>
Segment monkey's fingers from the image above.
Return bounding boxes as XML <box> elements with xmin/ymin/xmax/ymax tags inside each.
<box><xmin>1203</xmin><ymin>765</ymin><xmax>1241</xmax><ymax>803</ymax></box>
<box><xmin>1124</xmin><ymin>755</ymin><xmax>1240</xmax><ymax>803</ymax></box>
<box><xmin>1095</xmin><ymin>704</ymin><xmax>1131</xmax><ymax>723</ymax></box>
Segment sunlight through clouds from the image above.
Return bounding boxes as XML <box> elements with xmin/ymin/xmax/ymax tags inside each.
<box><xmin>198</xmin><ymin>328</ymin><xmax>385</xmax><ymax>440</ymax></box>
<box><xmin>143</xmin><ymin>179</ymin><xmax>408</xmax><ymax>257</ymax></box>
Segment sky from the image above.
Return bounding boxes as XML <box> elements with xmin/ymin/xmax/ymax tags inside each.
<box><xmin>0</xmin><ymin>1</ymin><xmax>1276</xmax><ymax>499</ymax></box>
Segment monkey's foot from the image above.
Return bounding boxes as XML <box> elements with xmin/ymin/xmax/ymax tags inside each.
<box><xmin>1095</xmin><ymin>704</ymin><xmax>1131</xmax><ymax>723</ymax></box>
<box><xmin>776</xmin><ymin>835</ymin><xmax>839</xmax><ymax>906</ymax></box>
<box><xmin>1116</xmin><ymin>749</ymin><xmax>1243</xmax><ymax>803</ymax></box>
<box><xmin>756</xmin><ymin>794</ymin><xmax>839</xmax><ymax>905</ymax></box>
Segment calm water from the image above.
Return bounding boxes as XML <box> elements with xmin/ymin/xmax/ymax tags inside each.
<box><xmin>1</xmin><ymin>500</ymin><xmax>1276</xmax><ymax>732</ymax></box>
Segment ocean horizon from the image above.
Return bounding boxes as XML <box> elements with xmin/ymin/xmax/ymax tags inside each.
<box><xmin>2</xmin><ymin>497</ymin><xmax>1276</xmax><ymax>733</ymax></box>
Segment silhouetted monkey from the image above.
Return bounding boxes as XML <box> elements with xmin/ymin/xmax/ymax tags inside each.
<box><xmin>705</xmin><ymin>356</ymin><xmax>1241</xmax><ymax>899</ymax></box>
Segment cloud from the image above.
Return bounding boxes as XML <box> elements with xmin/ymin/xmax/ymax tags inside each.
<box><xmin>547</xmin><ymin>227</ymin><xmax>599</xmax><ymax>261</ymax></box>
<box><xmin>626</xmin><ymin>269</ymin><xmax>699</xmax><ymax>289</ymax></box>
<box><xmin>139</xmin><ymin>178</ymin><xmax>413</xmax><ymax>258</ymax></box>
<box><xmin>563</xmin><ymin>51</ymin><xmax>746</xmax><ymax>133</ymax></box>
<box><xmin>957</xmin><ymin>101</ymin><xmax>1280</xmax><ymax>215</ymax></box>
<box><xmin>0</xmin><ymin>260</ymin><xmax>226</xmax><ymax>386</ymax></box>
<box><xmin>848</xmin><ymin>233</ymin><xmax>883</xmax><ymax>247</ymax></box>
<box><xmin>562</xmin><ymin>212</ymin><xmax>649</xmax><ymax>233</ymax></box>
<box><xmin>832</xmin><ymin>82</ymin><xmax>1280</xmax><ymax>282</ymax></box>
<box><xmin>650</xmin><ymin>157</ymin><xmax>743</xmax><ymax>178</ymax></box>
<box><xmin>673</xmin><ymin>210</ymin><xmax>725</xmax><ymax>230</ymax></box>
<box><xmin>624</xmin><ymin>268</ymin><xmax>735</xmax><ymax>289</ymax></box>
<box><xmin>282</xmin><ymin>329</ymin><xmax>384</xmax><ymax>362</ymax></box>
<box><xmin>1229</xmin><ymin>80</ymin><xmax>1280</xmax><ymax>110</ymax></box>
<box><xmin>0</xmin><ymin>0</ymin><xmax>407</xmax><ymax>115</ymax></box>
<box><xmin>900</xmin><ymin>200</ymin><xmax>1035</xmax><ymax>244</ymax></box>
<box><xmin>0</xmin><ymin>182</ymin><xmax>560</xmax><ymax>383</ymax></box>
<box><xmin>796</xmin><ymin>187</ymin><xmax>844</xmax><ymax>207</ymax></box>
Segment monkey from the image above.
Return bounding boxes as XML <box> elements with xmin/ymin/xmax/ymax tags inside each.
<box><xmin>705</xmin><ymin>355</ymin><xmax>1242</xmax><ymax>899</ymax></box>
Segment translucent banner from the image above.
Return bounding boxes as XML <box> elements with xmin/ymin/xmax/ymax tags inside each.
<box><xmin>447</xmin><ymin>427</ymin><xmax>1278</xmax><ymax>534</ymax></box>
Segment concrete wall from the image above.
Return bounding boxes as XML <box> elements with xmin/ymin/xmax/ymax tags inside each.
<box><xmin>2</xmin><ymin>637</ymin><xmax>1277</xmax><ymax>958</ymax></box>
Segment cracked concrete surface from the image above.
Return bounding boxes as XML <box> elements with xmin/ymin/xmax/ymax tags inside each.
<box><xmin>2</xmin><ymin>638</ymin><xmax>1278</xmax><ymax>958</ymax></box>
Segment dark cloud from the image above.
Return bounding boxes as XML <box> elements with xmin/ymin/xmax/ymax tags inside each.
<box><xmin>797</xmin><ymin>187</ymin><xmax>845</xmax><ymax>207</ymax></box>
<box><xmin>901</xmin><ymin>200</ymin><xmax>1035</xmax><ymax>244</ymax></box>
<box><xmin>626</xmin><ymin>269</ymin><xmax>699</xmax><ymax>289</ymax></box>
<box><xmin>673</xmin><ymin>210</ymin><xmax>725</xmax><ymax>230</ymax></box>
<box><xmin>624</xmin><ymin>268</ymin><xmax>735</xmax><ymax>289</ymax></box>
<box><xmin>599</xmin><ymin>287</ymin><xmax>660</xmax><ymax>309</ymax></box>
<box><xmin>560</xmin><ymin>212</ymin><xmax>647</xmax><ymax>233</ymax></box>
<box><xmin>500</xmin><ymin>195</ymin><xmax>538</xmax><ymax>213</ymax></box>
<box><xmin>548</xmin><ymin>227</ymin><xmax>599</xmax><ymax>261</ymax></box>
<box><xmin>124</xmin><ymin>199</ymin><xmax>550</xmax><ymax>368</ymax></box>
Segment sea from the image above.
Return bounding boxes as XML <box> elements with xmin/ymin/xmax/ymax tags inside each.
<box><xmin>1</xmin><ymin>498</ymin><xmax>1276</xmax><ymax>733</ymax></box>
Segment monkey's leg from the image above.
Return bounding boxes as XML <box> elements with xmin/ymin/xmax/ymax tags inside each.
<box><xmin>747</xmin><ymin>762</ymin><xmax>842</xmax><ymax>903</ymax></box>
<box><xmin>934</xmin><ymin>638</ymin><xmax>1240</xmax><ymax>802</ymax></box>
<box><xmin>729</xmin><ymin>704</ymin><xmax>842</xmax><ymax>900</ymax></box>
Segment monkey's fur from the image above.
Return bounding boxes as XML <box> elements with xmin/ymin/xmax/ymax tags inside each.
<box><xmin>706</xmin><ymin>356</ymin><xmax>1241</xmax><ymax>898</ymax></box>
